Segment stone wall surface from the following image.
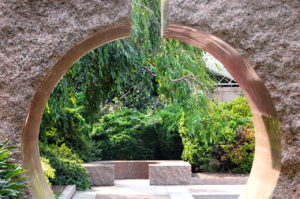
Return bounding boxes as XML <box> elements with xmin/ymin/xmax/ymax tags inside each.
<box><xmin>167</xmin><ymin>0</ymin><xmax>299</xmax><ymax>198</ymax></box>
<box><xmin>149</xmin><ymin>162</ymin><xmax>192</xmax><ymax>185</ymax></box>
<box><xmin>0</xmin><ymin>1</ymin><xmax>131</xmax><ymax>197</ymax></box>
<box><xmin>82</xmin><ymin>163</ymin><xmax>114</xmax><ymax>186</ymax></box>
<box><xmin>0</xmin><ymin>0</ymin><xmax>131</xmax><ymax>151</ymax></box>
<box><xmin>0</xmin><ymin>0</ymin><xmax>299</xmax><ymax>198</ymax></box>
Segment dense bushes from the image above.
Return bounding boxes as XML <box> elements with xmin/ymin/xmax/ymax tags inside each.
<box><xmin>39</xmin><ymin>143</ymin><xmax>90</xmax><ymax>190</ymax></box>
<box><xmin>90</xmin><ymin>107</ymin><xmax>183</xmax><ymax>160</ymax></box>
<box><xmin>180</xmin><ymin>96</ymin><xmax>255</xmax><ymax>173</ymax></box>
<box><xmin>90</xmin><ymin>96</ymin><xmax>254</xmax><ymax>173</ymax></box>
<box><xmin>150</xmin><ymin>106</ymin><xmax>183</xmax><ymax>159</ymax></box>
<box><xmin>91</xmin><ymin>109</ymin><xmax>155</xmax><ymax>160</ymax></box>
<box><xmin>40</xmin><ymin>104</ymin><xmax>96</xmax><ymax>162</ymax></box>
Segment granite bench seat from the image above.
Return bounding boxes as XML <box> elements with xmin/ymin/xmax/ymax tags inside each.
<box><xmin>82</xmin><ymin>162</ymin><xmax>114</xmax><ymax>186</ymax></box>
<box><xmin>149</xmin><ymin>161</ymin><xmax>192</xmax><ymax>185</ymax></box>
<box><xmin>83</xmin><ymin>160</ymin><xmax>192</xmax><ymax>186</ymax></box>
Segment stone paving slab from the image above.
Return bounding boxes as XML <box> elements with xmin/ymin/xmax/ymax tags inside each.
<box><xmin>188</xmin><ymin>185</ymin><xmax>245</xmax><ymax>195</ymax></box>
<box><xmin>92</xmin><ymin>180</ymin><xmax>169</xmax><ymax>195</ymax></box>
<box><xmin>191</xmin><ymin>173</ymin><xmax>248</xmax><ymax>185</ymax></box>
<box><xmin>73</xmin><ymin>191</ymin><xmax>96</xmax><ymax>199</ymax></box>
<box><xmin>59</xmin><ymin>185</ymin><xmax>76</xmax><ymax>199</ymax></box>
<box><xmin>96</xmin><ymin>195</ymin><xmax>171</xmax><ymax>199</ymax></box>
<box><xmin>73</xmin><ymin>179</ymin><xmax>246</xmax><ymax>199</ymax></box>
<box><xmin>193</xmin><ymin>195</ymin><xmax>239</xmax><ymax>199</ymax></box>
<box><xmin>167</xmin><ymin>187</ymin><xmax>193</xmax><ymax>199</ymax></box>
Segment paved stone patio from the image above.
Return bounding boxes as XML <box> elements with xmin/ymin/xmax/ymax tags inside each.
<box><xmin>73</xmin><ymin>180</ymin><xmax>245</xmax><ymax>199</ymax></box>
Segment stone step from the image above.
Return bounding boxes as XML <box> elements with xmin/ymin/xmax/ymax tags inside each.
<box><xmin>168</xmin><ymin>186</ymin><xmax>194</xmax><ymax>199</ymax></box>
<box><xmin>59</xmin><ymin>185</ymin><xmax>76</xmax><ymax>199</ymax></box>
<box><xmin>191</xmin><ymin>177</ymin><xmax>248</xmax><ymax>185</ymax></box>
<box><xmin>189</xmin><ymin>184</ymin><xmax>244</xmax><ymax>199</ymax></box>
<box><xmin>192</xmin><ymin>194</ymin><xmax>239</xmax><ymax>199</ymax></box>
<box><xmin>72</xmin><ymin>191</ymin><xmax>96</xmax><ymax>199</ymax></box>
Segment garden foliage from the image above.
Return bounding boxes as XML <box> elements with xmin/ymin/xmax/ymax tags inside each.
<box><xmin>38</xmin><ymin>0</ymin><xmax>255</xmax><ymax>189</ymax></box>
<box><xmin>180</xmin><ymin>96</ymin><xmax>254</xmax><ymax>173</ymax></box>
<box><xmin>91</xmin><ymin>106</ymin><xmax>183</xmax><ymax>160</ymax></box>
<box><xmin>0</xmin><ymin>138</ymin><xmax>27</xmax><ymax>198</ymax></box>
<box><xmin>40</xmin><ymin>157</ymin><xmax>55</xmax><ymax>187</ymax></box>
<box><xmin>39</xmin><ymin>143</ymin><xmax>90</xmax><ymax>190</ymax></box>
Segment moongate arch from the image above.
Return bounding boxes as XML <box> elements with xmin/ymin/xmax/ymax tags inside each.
<box><xmin>22</xmin><ymin>23</ymin><xmax>281</xmax><ymax>199</ymax></box>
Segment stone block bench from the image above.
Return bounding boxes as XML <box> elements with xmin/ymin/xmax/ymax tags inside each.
<box><xmin>82</xmin><ymin>162</ymin><xmax>114</xmax><ymax>186</ymax></box>
<box><xmin>149</xmin><ymin>161</ymin><xmax>192</xmax><ymax>185</ymax></box>
<box><xmin>58</xmin><ymin>185</ymin><xmax>76</xmax><ymax>199</ymax></box>
<box><xmin>112</xmin><ymin>160</ymin><xmax>158</xmax><ymax>179</ymax></box>
<box><xmin>83</xmin><ymin>160</ymin><xmax>192</xmax><ymax>186</ymax></box>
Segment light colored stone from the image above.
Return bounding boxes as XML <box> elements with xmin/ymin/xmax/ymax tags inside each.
<box><xmin>1</xmin><ymin>0</ymin><xmax>299</xmax><ymax>198</ymax></box>
<box><xmin>168</xmin><ymin>186</ymin><xmax>193</xmax><ymax>199</ymax></box>
<box><xmin>82</xmin><ymin>163</ymin><xmax>114</xmax><ymax>186</ymax></box>
<box><xmin>72</xmin><ymin>191</ymin><xmax>96</xmax><ymax>199</ymax></box>
<box><xmin>164</xmin><ymin>1</ymin><xmax>300</xmax><ymax>198</ymax></box>
<box><xmin>191</xmin><ymin>177</ymin><xmax>248</xmax><ymax>185</ymax></box>
<box><xmin>149</xmin><ymin>161</ymin><xmax>191</xmax><ymax>185</ymax></box>
<box><xmin>112</xmin><ymin>160</ymin><xmax>158</xmax><ymax>179</ymax></box>
<box><xmin>58</xmin><ymin>185</ymin><xmax>76</xmax><ymax>199</ymax></box>
<box><xmin>0</xmin><ymin>1</ymin><xmax>131</xmax><ymax>197</ymax></box>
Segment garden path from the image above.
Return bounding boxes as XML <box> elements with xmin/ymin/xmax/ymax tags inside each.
<box><xmin>72</xmin><ymin>179</ymin><xmax>245</xmax><ymax>199</ymax></box>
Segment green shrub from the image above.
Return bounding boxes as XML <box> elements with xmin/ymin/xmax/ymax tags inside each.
<box><xmin>180</xmin><ymin>96</ymin><xmax>255</xmax><ymax>173</ymax></box>
<box><xmin>0</xmin><ymin>139</ymin><xmax>28</xmax><ymax>198</ymax></box>
<box><xmin>40</xmin><ymin>157</ymin><xmax>55</xmax><ymax>187</ymax></box>
<box><xmin>220</xmin><ymin>125</ymin><xmax>255</xmax><ymax>173</ymax></box>
<box><xmin>91</xmin><ymin>108</ymin><xmax>155</xmax><ymax>160</ymax></box>
<box><xmin>91</xmin><ymin>107</ymin><xmax>183</xmax><ymax>161</ymax></box>
<box><xmin>149</xmin><ymin>105</ymin><xmax>183</xmax><ymax>159</ymax></box>
<box><xmin>39</xmin><ymin>143</ymin><xmax>90</xmax><ymax>190</ymax></box>
<box><xmin>40</xmin><ymin>105</ymin><xmax>96</xmax><ymax>162</ymax></box>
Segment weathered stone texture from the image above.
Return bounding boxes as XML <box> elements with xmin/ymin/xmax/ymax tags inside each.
<box><xmin>149</xmin><ymin>161</ymin><xmax>191</xmax><ymax>185</ymax></box>
<box><xmin>1</xmin><ymin>0</ymin><xmax>299</xmax><ymax>198</ymax></box>
<box><xmin>0</xmin><ymin>0</ymin><xmax>131</xmax><ymax>149</ymax></box>
<box><xmin>0</xmin><ymin>1</ymin><xmax>131</xmax><ymax>197</ymax></box>
<box><xmin>113</xmin><ymin>161</ymin><xmax>158</xmax><ymax>179</ymax></box>
<box><xmin>168</xmin><ymin>0</ymin><xmax>299</xmax><ymax>198</ymax></box>
<box><xmin>82</xmin><ymin>163</ymin><xmax>114</xmax><ymax>186</ymax></box>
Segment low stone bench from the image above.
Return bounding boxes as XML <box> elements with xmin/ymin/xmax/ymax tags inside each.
<box><xmin>112</xmin><ymin>160</ymin><xmax>158</xmax><ymax>179</ymax></box>
<box><xmin>149</xmin><ymin>161</ymin><xmax>192</xmax><ymax>185</ymax></box>
<box><xmin>58</xmin><ymin>185</ymin><xmax>76</xmax><ymax>199</ymax></box>
<box><xmin>83</xmin><ymin>160</ymin><xmax>192</xmax><ymax>186</ymax></box>
<box><xmin>82</xmin><ymin>162</ymin><xmax>114</xmax><ymax>186</ymax></box>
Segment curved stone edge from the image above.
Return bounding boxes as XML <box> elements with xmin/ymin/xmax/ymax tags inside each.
<box><xmin>23</xmin><ymin>24</ymin><xmax>131</xmax><ymax>199</ymax></box>
<box><xmin>162</xmin><ymin>23</ymin><xmax>281</xmax><ymax>199</ymax></box>
<box><xmin>59</xmin><ymin>185</ymin><xmax>76</xmax><ymax>199</ymax></box>
<box><xmin>0</xmin><ymin>1</ymin><xmax>132</xmax><ymax>198</ymax></box>
<box><xmin>162</xmin><ymin>1</ymin><xmax>299</xmax><ymax>198</ymax></box>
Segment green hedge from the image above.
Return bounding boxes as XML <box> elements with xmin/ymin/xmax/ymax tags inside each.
<box><xmin>90</xmin><ymin>107</ymin><xmax>183</xmax><ymax>160</ymax></box>
<box><xmin>39</xmin><ymin>143</ymin><xmax>90</xmax><ymax>190</ymax></box>
<box><xmin>180</xmin><ymin>96</ymin><xmax>255</xmax><ymax>173</ymax></box>
<box><xmin>91</xmin><ymin>109</ymin><xmax>155</xmax><ymax>160</ymax></box>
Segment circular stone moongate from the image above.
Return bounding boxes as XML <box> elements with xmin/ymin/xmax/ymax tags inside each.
<box><xmin>0</xmin><ymin>1</ymin><xmax>299</xmax><ymax>198</ymax></box>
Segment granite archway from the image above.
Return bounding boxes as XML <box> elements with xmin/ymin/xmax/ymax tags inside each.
<box><xmin>0</xmin><ymin>1</ymin><xmax>298</xmax><ymax>198</ymax></box>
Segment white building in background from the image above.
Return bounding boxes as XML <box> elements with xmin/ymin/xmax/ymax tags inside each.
<box><xmin>204</xmin><ymin>53</ymin><xmax>243</xmax><ymax>103</ymax></box>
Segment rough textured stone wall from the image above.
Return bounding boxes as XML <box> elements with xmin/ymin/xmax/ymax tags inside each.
<box><xmin>0</xmin><ymin>0</ymin><xmax>299</xmax><ymax>198</ymax></box>
<box><xmin>167</xmin><ymin>0</ymin><xmax>299</xmax><ymax>198</ymax></box>
<box><xmin>0</xmin><ymin>0</ymin><xmax>131</xmax><ymax>151</ymax></box>
<box><xmin>0</xmin><ymin>1</ymin><xmax>131</xmax><ymax>197</ymax></box>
